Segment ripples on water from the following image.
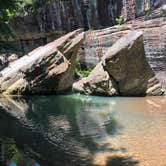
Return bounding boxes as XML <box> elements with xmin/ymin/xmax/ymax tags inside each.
<box><xmin>0</xmin><ymin>94</ymin><xmax>166</xmax><ymax>166</ymax></box>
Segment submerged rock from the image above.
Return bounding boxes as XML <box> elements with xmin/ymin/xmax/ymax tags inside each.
<box><xmin>0</xmin><ymin>29</ymin><xmax>84</xmax><ymax>95</ymax></box>
<box><xmin>74</xmin><ymin>31</ymin><xmax>163</xmax><ymax>96</ymax></box>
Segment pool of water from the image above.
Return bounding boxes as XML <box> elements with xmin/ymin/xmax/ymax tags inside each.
<box><xmin>0</xmin><ymin>94</ymin><xmax>166</xmax><ymax>166</ymax></box>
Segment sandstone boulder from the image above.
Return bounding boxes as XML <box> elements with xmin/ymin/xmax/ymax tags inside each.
<box><xmin>73</xmin><ymin>62</ymin><xmax>118</xmax><ymax>96</ymax></box>
<box><xmin>103</xmin><ymin>31</ymin><xmax>163</xmax><ymax>96</ymax></box>
<box><xmin>0</xmin><ymin>29</ymin><xmax>84</xmax><ymax>95</ymax></box>
<box><xmin>74</xmin><ymin>31</ymin><xmax>163</xmax><ymax>96</ymax></box>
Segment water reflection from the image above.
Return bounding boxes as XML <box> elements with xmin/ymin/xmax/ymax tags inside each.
<box><xmin>0</xmin><ymin>94</ymin><xmax>165</xmax><ymax>165</ymax></box>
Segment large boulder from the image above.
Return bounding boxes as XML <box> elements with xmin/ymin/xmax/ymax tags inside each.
<box><xmin>0</xmin><ymin>29</ymin><xmax>84</xmax><ymax>95</ymax></box>
<box><xmin>74</xmin><ymin>31</ymin><xmax>163</xmax><ymax>96</ymax></box>
<box><xmin>78</xmin><ymin>18</ymin><xmax>166</xmax><ymax>87</ymax></box>
<box><xmin>103</xmin><ymin>31</ymin><xmax>163</xmax><ymax>96</ymax></box>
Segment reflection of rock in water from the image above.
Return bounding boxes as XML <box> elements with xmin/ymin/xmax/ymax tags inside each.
<box><xmin>0</xmin><ymin>95</ymin><xmax>165</xmax><ymax>165</ymax></box>
<box><xmin>76</xmin><ymin>100</ymin><xmax>120</xmax><ymax>138</ymax></box>
<box><xmin>0</xmin><ymin>96</ymin><xmax>92</xmax><ymax>166</ymax></box>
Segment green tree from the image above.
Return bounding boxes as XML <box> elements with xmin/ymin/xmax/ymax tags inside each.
<box><xmin>0</xmin><ymin>0</ymin><xmax>25</xmax><ymax>52</ymax></box>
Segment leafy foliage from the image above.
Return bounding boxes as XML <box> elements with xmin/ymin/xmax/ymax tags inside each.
<box><xmin>0</xmin><ymin>0</ymin><xmax>24</xmax><ymax>53</ymax></box>
<box><xmin>115</xmin><ymin>15</ymin><xmax>124</xmax><ymax>25</ymax></box>
<box><xmin>0</xmin><ymin>0</ymin><xmax>22</xmax><ymax>39</ymax></box>
<box><xmin>74</xmin><ymin>58</ymin><xmax>92</xmax><ymax>79</ymax></box>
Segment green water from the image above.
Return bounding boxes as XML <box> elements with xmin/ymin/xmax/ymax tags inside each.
<box><xmin>0</xmin><ymin>94</ymin><xmax>166</xmax><ymax>166</ymax></box>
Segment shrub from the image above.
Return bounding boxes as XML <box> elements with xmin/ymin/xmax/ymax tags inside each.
<box><xmin>74</xmin><ymin>58</ymin><xmax>91</xmax><ymax>79</ymax></box>
<box><xmin>115</xmin><ymin>15</ymin><xmax>124</xmax><ymax>25</ymax></box>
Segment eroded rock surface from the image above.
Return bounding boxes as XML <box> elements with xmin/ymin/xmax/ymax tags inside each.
<box><xmin>0</xmin><ymin>29</ymin><xmax>84</xmax><ymax>95</ymax></box>
<box><xmin>73</xmin><ymin>63</ymin><xmax>118</xmax><ymax>96</ymax></box>
<box><xmin>103</xmin><ymin>31</ymin><xmax>163</xmax><ymax>96</ymax></box>
<box><xmin>79</xmin><ymin>18</ymin><xmax>166</xmax><ymax>87</ymax></box>
<box><xmin>74</xmin><ymin>31</ymin><xmax>163</xmax><ymax>96</ymax></box>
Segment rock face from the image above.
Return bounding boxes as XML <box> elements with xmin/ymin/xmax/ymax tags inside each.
<box><xmin>9</xmin><ymin>0</ymin><xmax>163</xmax><ymax>39</ymax></box>
<box><xmin>73</xmin><ymin>62</ymin><xmax>118</xmax><ymax>95</ymax></box>
<box><xmin>3</xmin><ymin>0</ymin><xmax>164</xmax><ymax>56</ymax></box>
<box><xmin>79</xmin><ymin>17</ymin><xmax>166</xmax><ymax>87</ymax></box>
<box><xmin>0</xmin><ymin>29</ymin><xmax>84</xmax><ymax>95</ymax></box>
<box><xmin>3</xmin><ymin>0</ymin><xmax>122</xmax><ymax>55</ymax></box>
<box><xmin>0</xmin><ymin>54</ymin><xmax>8</xmax><ymax>71</ymax></box>
<box><xmin>103</xmin><ymin>31</ymin><xmax>163</xmax><ymax>96</ymax></box>
<box><xmin>10</xmin><ymin>0</ymin><xmax>122</xmax><ymax>38</ymax></box>
<box><xmin>121</xmin><ymin>0</ymin><xmax>164</xmax><ymax>21</ymax></box>
<box><xmin>74</xmin><ymin>31</ymin><xmax>163</xmax><ymax>96</ymax></box>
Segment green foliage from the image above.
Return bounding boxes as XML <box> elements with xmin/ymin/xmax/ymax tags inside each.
<box><xmin>20</xmin><ymin>0</ymin><xmax>55</xmax><ymax>13</ymax></box>
<box><xmin>162</xmin><ymin>13</ymin><xmax>166</xmax><ymax>17</ymax></box>
<box><xmin>0</xmin><ymin>0</ymin><xmax>67</xmax><ymax>50</ymax></box>
<box><xmin>74</xmin><ymin>58</ymin><xmax>92</xmax><ymax>79</ymax></box>
<box><xmin>115</xmin><ymin>15</ymin><xmax>124</xmax><ymax>25</ymax></box>
<box><xmin>0</xmin><ymin>0</ymin><xmax>22</xmax><ymax>52</ymax></box>
<box><xmin>145</xmin><ymin>10</ymin><xmax>151</xmax><ymax>17</ymax></box>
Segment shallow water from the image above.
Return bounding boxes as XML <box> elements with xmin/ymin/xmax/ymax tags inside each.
<box><xmin>0</xmin><ymin>94</ymin><xmax>166</xmax><ymax>166</ymax></box>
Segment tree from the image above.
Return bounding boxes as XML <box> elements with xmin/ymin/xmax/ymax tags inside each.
<box><xmin>0</xmin><ymin>0</ymin><xmax>25</xmax><ymax>53</ymax></box>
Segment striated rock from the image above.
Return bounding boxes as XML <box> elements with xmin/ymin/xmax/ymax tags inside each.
<box><xmin>75</xmin><ymin>31</ymin><xmax>163</xmax><ymax>96</ymax></box>
<box><xmin>73</xmin><ymin>63</ymin><xmax>118</xmax><ymax>95</ymax></box>
<box><xmin>79</xmin><ymin>17</ymin><xmax>166</xmax><ymax>87</ymax></box>
<box><xmin>0</xmin><ymin>29</ymin><xmax>84</xmax><ymax>95</ymax></box>
<box><xmin>103</xmin><ymin>30</ymin><xmax>163</xmax><ymax>96</ymax></box>
<box><xmin>9</xmin><ymin>0</ymin><xmax>122</xmax><ymax>38</ymax></box>
<box><xmin>1</xmin><ymin>0</ymin><xmax>164</xmax><ymax>61</ymax></box>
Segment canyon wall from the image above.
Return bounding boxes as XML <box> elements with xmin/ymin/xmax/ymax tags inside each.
<box><xmin>1</xmin><ymin>0</ymin><xmax>165</xmax><ymax>85</ymax></box>
<box><xmin>79</xmin><ymin>17</ymin><xmax>166</xmax><ymax>86</ymax></box>
<box><xmin>6</xmin><ymin>0</ymin><xmax>164</xmax><ymax>55</ymax></box>
<box><xmin>7</xmin><ymin>0</ymin><xmax>122</xmax><ymax>55</ymax></box>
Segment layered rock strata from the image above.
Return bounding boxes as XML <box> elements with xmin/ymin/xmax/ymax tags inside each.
<box><xmin>73</xmin><ymin>31</ymin><xmax>163</xmax><ymax>96</ymax></box>
<box><xmin>79</xmin><ymin>17</ymin><xmax>166</xmax><ymax>86</ymax></box>
<box><xmin>0</xmin><ymin>30</ymin><xmax>84</xmax><ymax>95</ymax></box>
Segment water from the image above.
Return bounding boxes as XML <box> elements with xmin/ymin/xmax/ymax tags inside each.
<box><xmin>0</xmin><ymin>94</ymin><xmax>166</xmax><ymax>166</ymax></box>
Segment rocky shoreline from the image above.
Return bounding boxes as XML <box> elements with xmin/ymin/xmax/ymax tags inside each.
<box><xmin>0</xmin><ymin>29</ymin><xmax>164</xmax><ymax>96</ymax></box>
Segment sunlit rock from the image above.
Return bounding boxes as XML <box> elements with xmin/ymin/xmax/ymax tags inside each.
<box><xmin>73</xmin><ymin>62</ymin><xmax>118</xmax><ymax>96</ymax></box>
<box><xmin>74</xmin><ymin>31</ymin><xmax>163</xmax><ymax>96</ymax></box>
<box><xmin>0</xmin><ymin>29</ymin><xmax>84</xmax><ymax>95</ymax></box>
<box><xmin>161</xmin><ymin>4</ymin><xmax>166</xmax><ymax>12</ymax></box>
<box><xmin>103</xmin><ymin>30</ymin><xmax>163</xmax><ymax>96</ymax></box>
